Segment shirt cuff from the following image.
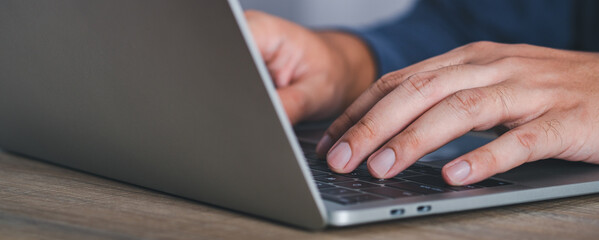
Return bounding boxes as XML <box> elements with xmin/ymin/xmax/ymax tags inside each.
<box><xmin>333</xmin><ymin>27</ymin><xmax>411</xmax><ymax>79</ymax></box>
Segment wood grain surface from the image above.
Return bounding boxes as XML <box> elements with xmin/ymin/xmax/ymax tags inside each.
<box><xmin>1</xmin><ymin>152</ymin><xmax>598</xmax><ymax>240</ymax></box>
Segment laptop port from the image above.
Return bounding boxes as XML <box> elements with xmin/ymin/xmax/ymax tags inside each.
<box><xmin>390</xmin><ymin>208</ymin><xmax>405</xmax><ymax>216</ymax></box>
<box><xmin>417</xmin><ymin>205</ymin><xmax>432</xmax><ymax>213</ymax></box>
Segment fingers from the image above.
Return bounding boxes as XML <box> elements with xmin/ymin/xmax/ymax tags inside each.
<box><xmin>276</xmin><ymin>73</ymin><xmax>328</xmax><ymax>125</ymax></box>
<box><xmin>244</xmin><ymin>10</ymin><xmax>303</xmax><ymax>88</ymax></box>
<box><xmin>323</xmin><ymin>64</ymin><xmax>506</xmax><ymax>173</ymax></box>
<box><xmin>366</xmin><ymin>82</ymin><xmax>547</xmax><ymax>178</ymax></box>
<box><xmin>315</xmin><ymin>52</ymin><xmax>469</xmax><ymax>156</ymax></box>
<box><xmin>315</xmin><ymin>41</ymin><xmax>514</xmax><ymax>156</ymax></box>
<box><xmin>276</xmin><ymin>87</ymin><xmax>306</xmax><ymax>125</ymax></box>
<box><xmin>312</xmin><ymin>40</ymin><xmax>598</xmax><ymax>185</ymax></box>
<box><xmin>316</xmin><ymin>42</ymin><xmax>559</xmax><ymax>157</ymax></box>
<box><xmin>245</xmin><ymin>10</ymin><xmax>319</xmax><ymax>124</ymax></box>
<box><xmin>244</xmin><ymin>11</ymin><xmax>282</xmax><ymax>62</ymax></box>
<box><xmin>442</xmin><ymin>115</ymin><xmax>566</xmax><ymax>185</ymax></box>
<box><xmin>277</xmin><ymin>81</ymin><xmax>313</xmax><ymax>125</ymax></box>
<box><xmin>266</xmin><ymin>40</ymin><xmax>306</xmax><ymax>88</ymax></box>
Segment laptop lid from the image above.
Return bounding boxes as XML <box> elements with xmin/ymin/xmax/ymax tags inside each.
<box><xmin>0</xmin><ymin>0</ymin><xmax>327</xmax><ymax>229</ymax></box>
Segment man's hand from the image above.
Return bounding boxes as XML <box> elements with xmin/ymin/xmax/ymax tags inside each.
<box><xmin>245</xmin><ymin>10</ymin><xmax>375</xmax><ymax>124</ymax></box>
<box><xmin>316</xmin><ymin>41</ymin><xmax>599</xmax><ymax>185</ymax></box>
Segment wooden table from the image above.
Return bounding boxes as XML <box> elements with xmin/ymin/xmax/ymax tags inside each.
<box><xmin>1</xmin><ymin>151</ymin><xmax>598</xmax><ymax>240</ymax></box>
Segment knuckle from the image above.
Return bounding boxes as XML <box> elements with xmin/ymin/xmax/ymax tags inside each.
<box><xmin>492</xmin><ymin>85</ymin><xmax>513</xmax><ymax>120</ymax></box>
<box><xmin>327</xmin><ymin>111</ymin><xmax>356</xmax><ymax>139</ymax></box>
<box><xmin>477</xmin><ymin>148</ymin><xmax>501</xmax><ymax>173</ymax></box>
<box><xmin>538</xmin><ymin>119</ymin><xmax>564</xmax><ymax>146</ymax></box>
<box><xmin>493</xmin><ymin>56</ymin><xmax>525</xmax><ymax>68</ymax></box>
<box><xmin>472</xmin><ymin>40</ymin><xmax>497</xmax><ymax>48</ymax></box>
<box><xmin>374</xmin><ymin>72</ymin><xmax>405</xmax><ymax>96</ymax></box>
<box><xmin>506</xmin><ymin>128</ymin><xmax>537</xmax><ymax>161</ymax></box>
<box><xmin>399</xmin><ymin>128</ymin><xmax>423</xmax><ymax>152</ymax></box>
<box><xmin>513</xmin><ymin>43</ymin><xmax>532</xmax><ymax>48</ymax></box>
<box><xmin>353</xmin><ymin>115</ymin><xmax>379</xmax><ymax>140</ymax></box>
<box><xmin>446</xmin><ymin>89</ymin><xmax>487</xmax><ymax>118</ymax></box>
<box><xmin>339</xmin><ymin>111</ymin><xmax>357</xmax><ymax>126</ymax></box>
<box><xmin>462</xmin><ymin>41</ymin><xmax>496</xmax><ymax>52</ymax></box>
<box><xmin>442</xmin><ymin>64</ymin><xmax>466</xmax><ymax>73</ymax></box>
<box><xmin>400</xmin><ymin>72</ymin><xmax>436</xmax><ymax>98</ymax></box>
<box><xmin>380</xmin><ymin>71</ymin><xmax>404</xmax><ymax>83</ymax></box>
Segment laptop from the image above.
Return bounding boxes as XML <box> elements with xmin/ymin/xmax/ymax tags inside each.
<box><xmin>1</xmin><ymin>0</ymin><xmax>599</xmax><ymax>230</ymax></box>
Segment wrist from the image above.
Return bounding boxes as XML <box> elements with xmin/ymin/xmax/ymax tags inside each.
<box><xmin>318</xmin><ymin>31</ymin><xmax>376</xmax><ymax>109</ymax></box>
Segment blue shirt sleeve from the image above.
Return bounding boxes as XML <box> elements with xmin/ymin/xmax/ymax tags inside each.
<box><xmin>352</xmin><ymin>0</ymin><xmax>580</xmax><ymax>78</ymax></box>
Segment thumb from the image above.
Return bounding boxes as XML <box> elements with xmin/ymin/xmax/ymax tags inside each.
<box><xmin>277</xmin><ymin>73</ymin><xmax>332</xmax><ymax>125</ymax></box>
<box><xmin>245</xmin><ymin>10</ymin><xmax>303</xmax><ymax>88</ymax></box>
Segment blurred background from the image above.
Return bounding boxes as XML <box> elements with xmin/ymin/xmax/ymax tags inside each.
<box><xmin>239</xmin><ymin>0</ymin><xmax>416</xmax><ymax>28</ymax></box>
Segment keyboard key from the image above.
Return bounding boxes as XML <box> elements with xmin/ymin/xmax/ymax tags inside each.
<box><xmin>304</xmin><ymin>153</ymin><xmax>319</xmax><ymax>160</ymax></box>
<box><xmin>358</xmin><ymin>176</ymin><xmax>405</xmax><ymax>185</ymax></box>
<box><xmin>387</xmin><ymin>182</ymin><xmax>451</xmax><ymax>194</ymax></box>
<box><xmin>322</xmin><ymin>194</ymin><xmax>357</xmax><ymax>205</ymax></box>
<box><xmin>405</xmin><ymin>175</ymin><xmax>496</xmax><ymax>191</ymax></box>
<box><xmin>345</xmin><ymin>168</ymin><xmax>422</xmax><ymax>179</ymax></box>
<box><xmin>320</xmin><ymin>187</ymin><xmax>361</xmax><ymax>196</ymax></box>
<box><xmin>341</xmin><ymin>170</ymin><xmax>371</xmax><ymax>178</ymax></box>
<box><xmin>355</xmin><ymin>163</ymin><xmax>370</xmax><ymax>171</ymax></box>
<box><xmin>408</xmin><ymin>165</ymin><xmax>442</xmax><ymax>175</ymax></box>
<box><xmin>476</xmin><ymin>179</ymin><xmax>512</xmax><ymax>187</ymax></box>
<box><xmin>309</xmin><ymin>164</ymin><xmax>331</xmax><ymax>171</ymax></box>
<box><xmin>307</xmin><ymin>159</ymin><xmax>326</xmax><ymax>165</ymax></box>
<box><xmin>342</xmin><ymin>194</ymin><xmax>385</xmax><ymax>203</ymax></box>
<box><xmin>314</xmin><ymin>175</ymin><xmax>355</xmax><ymax>183</ymax></box>
<box><xmin>392</xmin><ymin>170</ymin><xmax>423</xmax><ymax>179</ymax></box>
<box><xmin>336</xmin><ymin>181</ymin><xmax>381</xmax><ymax>189</ymax></box>
<box><xmin>315</xmin><ymin>181</ymin><xmax>336</xmax><ymax>190</ymax></box>
<box><xmin>404</xmin><ymin>175</ymin><xmax>448</xmax><ymax>187</ymax></box>
<box><xmin>300</xmin><ymin>142</ymin><xmax>317</xmax><ymax>153</ymax></box>
<box><xmin>405</xmin><ymin>164</ymin><xmax>426</xmax><ymax>171</ymax></box>
<box><xmin>310</xmin><ymin>169</ymin><xmax>329</xmax><ymax>177</ymax></box>
<box><xmin>447</xmin><ymin>185</ymin><xmax>482</xmax><ymax>191</ymax></box>
<box><xmin>363</xmin><ymin>187</ymin><xmax>420</xmax><ymax>198</ymax></box>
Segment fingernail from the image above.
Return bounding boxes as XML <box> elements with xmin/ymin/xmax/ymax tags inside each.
<box><xmin>327</xmin><ymin>142</ymin><xmax>351</xmax><ymax>170</ymax></box>
<box><xmin>446</xmin><ymin>161</ymin><xmax>471</xmax><ymax>184</ymax></box>
<box><xmin>369</xmin><ymin>148</ymin><xmax>396</xmax><ymax>177</ymax></box>
<box><xmin>316</xmin><ymin>134</ymin><xmax>333</xmax><ymax>155</ymax></box>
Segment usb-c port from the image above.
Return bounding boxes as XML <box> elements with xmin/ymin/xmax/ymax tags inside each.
<box><xmin>417</xmin><ymin>205</ymin><xmax>432</xmax><ymax>213</ymax></box>
<box><xmin>390</xmin><ymin>208</ymin><xmax>405</xmax><ymax>216</ymax></box>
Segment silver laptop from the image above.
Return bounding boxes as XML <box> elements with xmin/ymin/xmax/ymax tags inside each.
<box><xmin>2</xmin><ymin>0</ymin><xmax>599</xmax><ymax>230</ymax></box>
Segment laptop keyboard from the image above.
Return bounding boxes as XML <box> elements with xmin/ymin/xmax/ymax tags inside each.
<box><xmin>302</xmin><ymin>143</ymin><xmax>511</xmax><ymax>205</ymax></box>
